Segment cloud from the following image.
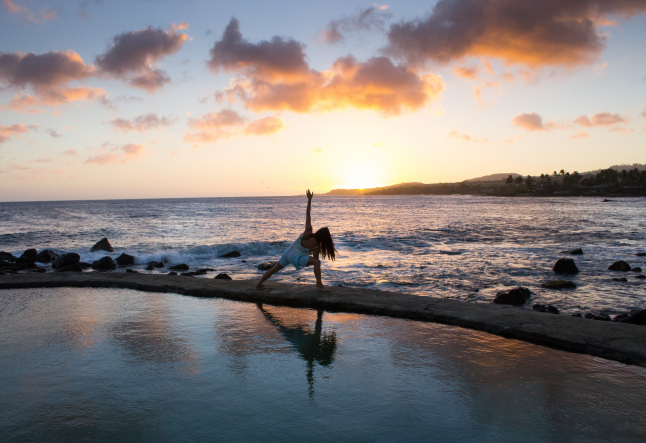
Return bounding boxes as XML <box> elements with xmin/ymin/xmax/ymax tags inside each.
<box><xmin>183</xmin><ymin>109</ymin><xmax>285</xmax><ymax>145</ymax></box>
<box><xmin>446</xmin><ymin>130</ymin><xmax>488</xmax><ymax>142</ymax></box>
<box><xmin>110</xmin><ymin>113</ymin><xmax>178</xmax><ymax>132</ymax></box>
<box><xmin>570</xmin><ymin>130</ymin><xmax>589</xmax><ymax>139</ymax></box>
<box><xmin>46</xmin><ymin>129</ymin><xmax>61</xmax><ymax>138</ymax></box>
<box><xmin>511</xmin><ymin>112</ymin><xmax>561</xmax><ymax>131</ymax></box>
<box><xmin>187</xmin><ymin>109</ymin><xmax>245</xmax><ymax>130</ymax></box>
<box><xmin>384</xmin><ymin>0</ymin><xmax>646</xmax><ymax>68</ymax></box>
<box><xmin>574</xmin><ymin>112</ymin><xmax>627</xmax><ymax>127</ymax></box>
<box><xmin>61</xmin><ymin>148</ymin><xmax>77</xmax><ymax>156</ymax></box>
<box><xmin>454</xmin><ymin>65</ymin><xmax>479</xmax><ymax>80</ymax></box>
<box><xmin>319</xmin><ymin>6</ymin><xmax>392</xmax><ymax>44</ymax></box>
<box><xmin>642</xmin><ymin>107</ymin><xmax>646</xmax><ymax>118</ymax></box>
<box><xmin>85</xmin><ymin>143</ymin><xmax>148</xmax><ymax>165</ymax></box>
<box><xmin>32</xmin><ymin>158</ymin><xmax>52</xmax><ymax>163</ymax></box>
<box><xmin>95</xmin><ymin>25</ymin><xmax>188</xmax><ymax>92</ymax></box>
<box><xmin>3</xmin><ymin>0</ymin><xmax>57</xmax><ymax>24</ymax></box>
<box><xmin>608</xmin><ymin>126</ymin><xmax>633</xmax><ymax>133</ymax></box>
<box><xmin>0</xmin><ymin>123</ymin><xmax>39</xmax><ymax>144</ymax></box>
<box><xmin>244</xmin><ymin>116</ymin><xmax>285</xmax><ymax>135</ymax></box>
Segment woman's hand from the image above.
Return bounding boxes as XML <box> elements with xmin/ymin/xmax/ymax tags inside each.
<box><xmin>306</xmin><ymin>189</ymin><xmax>313</xmax><ymax>200</ymax></box>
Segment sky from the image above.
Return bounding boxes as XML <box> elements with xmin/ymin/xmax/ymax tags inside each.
<box><xmin>1</xmin><ymin>0</ymin><xmax>645</xmax><ymax>201</ymax></box>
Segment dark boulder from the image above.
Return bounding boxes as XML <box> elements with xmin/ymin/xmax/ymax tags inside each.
<box><xmin>571</xmin><ymin>313</ymin><xmax>582</xmax><ymax>318</ymax></box>
<box><xmin>619</xmin><ymin>309</ymin><xmax>646</xmax><ymax>326</ymax></box>
<box><xmin>636</xmin><ymin>275</ymin><xmax>646</xmax><ymax>279</ymax></box>
<box><xmin>78</xmin><ymin>262</ymin><xmax>92</xmax><ymax>269</ymax></box>
<box><xmin>602</xmin><ymin>199</ymin><xmax>612</xmax><ymax>202</ymax></box>
<box><xmin>148</xmin><ymin>261</ymin><xmax>164</xmax><ymax>268</ymax></box>
<box><xmin>493</xmin><ymin>287</ymin><xmax>530</xmax><ymax>306</ymax></box>
<box><xmin>115</xmin><ymin>253</ymin><xmax>135</xmax><ymax>266</ymax></box>
<box><xmin>92</xmin><ymin>256</ymin><xmax>116</xmax><ymax>271</ymax></box>
<box><xmin>36</xmin><ymin>250</ymin><xmax>59</xmax><ymax>263</ymax></box>
<box><xmin>16</xmin><ymin>249</ymin><xmax>38</xmax><ymax>263</ymax></box>
<box><xmin>90</xmin><ymin>238</ymin><xmax>114</xmax><ymax>252</ymax></box>
<box><xmin>553</xmin><ymin>258</ymin><xmax>579</xmax><ymax>274</ymax></box>
<box><xmin>181</xmin><ymin>269</ymin><xmax>209</xmax><ymax>276</ymax></box>
<box><xmin>30</xmin><ymin>267</ymin><xmax>47</xmax><ymax>273</ymax></box>
<box><xmin>125</xmin><ymin>269</ymin><xmax>138</xmax><ymax>273</ymax></box>
<box><xmin>56</xmin><ymin>263</ymin><xmax>82</xmax><ymax>272</ymax></box>
<box><xmin>630</xmin><ymin>267</ymin><xmax>642</xmax><ymax>272</ymax></box>
<box><xmin>169</xmin><ymin>263</ymin><xmax>189</xmax><ymax>271</ymax></box>
<box><xmin>533</xmin><ymin>304</ymin><xmax>559</xmax><ymax>314</ymax></box>
<box><xmin>612</xmin><ymin>277</ymin><xmax>627</xmax><ymax>282</ymax></box>
<box><xmin>52</xmin><ymin>253</ymin><xmax>81</xmax><ymax>270</ymax></box>
<box><xmin>608</xmin><ymin>261</ymin><xmax>631</xmax><ymax>272</ymax></box>
<box><xmin>613</xmin><ymin>313</ymin><xmax>630</xmax><ymax>322</ymax></box>
<box><xmin>635</xmin><ymin>252</ymin><xmax>646</xmax><ymax>257</ymax></box>
<box><xmin>584</xmin><ymin>313</ymin><xmax>611</xmax><ymax>321</ymax></box>
<box><xmin>180</xmin><ymin>273</ymin><xmax>194</xmax><ymax>277</ymax></box>
<box><xmin>257</xmin><ymin>262</ymin><xmax>276</xmax><ymax>271</ymax></box>
<box><xmin>215</xmin><ymin>273</ymin><xmax>232</xmax><ymax>280</ymax></box>
<box><xmin>145</xmin><ymin>265</ymin><xmax>155</xmax><ymax>271</ymax></box>
<box><xmin>541</xmin><ymin>279</ymin><xmax>576</xmax><ymax>289</ymax></box>
<box><xmin>220</xmin><ymin>251</ymin><xmax>241</xmax><ymax>258</ymax></box>
<box><xmin>569</xmin><ymin>248</ymin><xmax>583</xmax><ymax>255</ymax></box>
<box><xmin>167</xmin><ymin>271</ymin><xmax>178</xmax><ymax>276</ymax></box>
<box><xmin>0</xmin><ymin>251</ymin><xmax>16</xmax><ymax>261</ymax></box>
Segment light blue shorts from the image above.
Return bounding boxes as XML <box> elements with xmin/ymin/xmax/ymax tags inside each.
<box><xmin>279</xmin><ymin>253</ymin><xmax>310</xmax><ymax>271</ymax></box>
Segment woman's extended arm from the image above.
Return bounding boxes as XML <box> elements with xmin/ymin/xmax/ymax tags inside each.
<box><xmin>304</xmin><ymin>189</ymin><xmax>313</xmax><ymax>234</ymax></box>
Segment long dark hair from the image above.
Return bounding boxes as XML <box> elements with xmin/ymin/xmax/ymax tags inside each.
<box><xmin>313</xmin><ymin>227</ymin><xmax>337</xmax><ymax>260</ymax></box>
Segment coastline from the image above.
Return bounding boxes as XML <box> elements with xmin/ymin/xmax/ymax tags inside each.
<box><xmin>2</xmin><ymin>272</ymin><xmax>646</xmax><ymax>367</ymax></box>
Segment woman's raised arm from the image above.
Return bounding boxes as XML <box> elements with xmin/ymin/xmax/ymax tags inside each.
<box><xmin>304</xmin><ymin>189</ymin><xmax>313</xmax><ymax>234</ymax></box>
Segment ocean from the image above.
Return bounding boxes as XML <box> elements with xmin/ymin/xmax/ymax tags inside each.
<box><xmin>1</xmin><ymin>195</ymin><xmax>645</xmax><ymax>315</ymax></box>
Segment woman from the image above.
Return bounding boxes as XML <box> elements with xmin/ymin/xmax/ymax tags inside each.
<box><xmin>256</xmin><ymin>189</ymin><xmax>336</xmax><ymax>291</ymax></box>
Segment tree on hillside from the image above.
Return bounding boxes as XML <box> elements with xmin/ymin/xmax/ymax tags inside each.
<box><xmin>514</xmin><ymin>175</ymin><xmax>524</xmax><ymax>187</ymax></box>
<box><xmin>525</xmin><ymin>175</ymin><xmax>534</xmax><ymax>190</ymax></box>
<box><xmin>560</xmin><ymin>169</ymin><xmax>565</xmax><ymax>175</ymax></box>
<box><xmin>505</xmin><ymin>175</ymin><xmax>514</xmax><ymax>185</ymax></box>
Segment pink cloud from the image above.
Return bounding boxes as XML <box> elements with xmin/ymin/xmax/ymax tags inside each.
<box><xmin>244</xmin><ymin>116</ymin><xmax>285</xmax><ymax>135</ymax></box>
<box><xmin>318</xmin><ymin>6</ymin><xmax>392</xmax><ymax>44</ymax></box>
<box><xmin>575</xmin><ymin>112</ymin><xmax>627</xmax><ymax>127</ymax></box>
<box><xmin>569</xmin><ymin>130</ymin><xmax>589</xmax><ymax>139</ymax></box>
<box><xmin>183</xmin><ymin>109</ymin><xmax>285</xmax><ymax>145</ymax></box>
<box><xmin>3</xmin><ymin>0</ymin><xmax>57</xmax><ymax>24</ymax></box>
<box><xmin>454</xmin><ymin>66</ymin><xmax>479</xmax><ymax>80</ymax></box>
<box><xmin>85</xmin><ymin>143</ymin><xmax>149</xmax><ymax>165</ymax></box>
<box><xmin>0</xmin><ymin>123</ymin><xmax>39</xmax><ymax>144</ymax></box>
<box><xmin>110</xmin><ymin>113</ymin><xmax>178</xmax><ymax>132</ymax></box>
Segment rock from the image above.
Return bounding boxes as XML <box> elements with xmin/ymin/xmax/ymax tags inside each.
<box><xmin>532</xmin><ymin>304</ymin><xmax>560</xmax><ymax>314</ymax></box>
<box><xmin>220</xmin><ymin>251</ymin><xmax>241</xmax><ymax>258</ymax></box>
<box><xmin>612</xmin><ymin>277</ymin><xmax>627</xmax><ymax>282</ymax></box>
<box><xmin>257</xmin><ymin>262</ymin><xmax>277</xmax><ymax>271</ymax></box>
<box><xmin>215</xmin><ymin>272</ymin><xmax>232</xmax><ymax>280</ymax></box>
<box><xmin>585</xmin><ymin>313</ymin><xmax>611</xmax><ymax>321</ymax></box>
<box><xmin>36</xmin><ymin>250</ymin><xmax>59</xmax><ymax>263</ymax></box>
<box><xmin>148</xmin><ymin>261</ymin><xmax>164</xmax><ymax>268</ymax></box>
<box><xmin>30</xmin><ymin>267</ymin><xmax>47</xmax><ymax>273</ymax></box>
<box><xmin>636</xmin><ymin>275</ymin><xmax>646</xmax><ymax>279</ymax></box>
<box><xmin>493</xmin><ymin>287</ymin><xmax>530</xmax><ymax>306</ymax></box>
<box><xmin>636</xmin><ymin>252</ymin><xmax>646</xmax><ymax>257</ymax></box>
<box><xmin>613</xmin><ymin>313</ymin><xmax>630</xmax><ymax>322</ymax></box>
<box><xmin>608</xmin><ymin>261</ymin><xmax>631</xmax><ymax>272</ymax></box>
<box><xmin>569</xmin><ymin>248</ymin><xmax>583</xmax><ymax>255</ymax></box>
<box><xmin>602</xmin><ymin>199</ymin><xmax>612</xmax><ymax>202</ymax></box>
<box><xmin>16</xmin><ymin>249</ymin><xmax>38</xmax><ymax>263</ymax></box>
<box><xmin>630</xmin><ymin>267</ymin><xmax>642</xmax><ymax>272</ymax></box>
<box><xmin>56</xmin><ymin>263</ymin><xmax>82</xmax><ymax>272</ymax></box>
<box><xmin>125</xmin><ymin>269</ymin><xmax>138</xmax><ymax>273</ymax></box>
<box><xmin>571</xmin><ymin>313</ymin><xmax>582</xmax><ymax>318</ymax></box>
<box><xmin>145</xmin><ymin>265</ymin><xmax>154</xmax><ymax>271</ymax></box>
<box><xmin>547</xmin><ymin>305</ymin><xmax>559</xmax><ymax>314</ymax></box>
<box><xmin>78</xmin><ymin>262</ymin><xmax>92</xmax><ymax>269</ymax></box>
<box><xmin>180</xmin><ymin>269</ymin><xmax>209</xmax><ymax>276</ymax></box>
<box><xmin>0</xmin><ymin>251</ymin><xmax>16</xmax><ymax>261</ymax></box>
<box><xmin>169</xmin><ymin>264</ymin><xmax>189</xmax><ymax>271</ymax></box>
<box><xmin>52</xmin><ymin>253</ymin><xmax>81</xmax><ymax>270</ymax></box>
<box><xmin>553</xmin><ymin>258</ymin><xmax>579</xmax><ymax>275</ymax></box>
<box><xmin>167</xmin><ymin>271</ymin><xmax>178</xmax><ymax>276</ymax></box>
<box><xmin>541</xmin><ymin>279</ymin><xmax>576</xmax><ymax>289</ymax></box>
<box><xmin>115</xmin><ymin>253</ymin><xmax>135</xmax><ymax>266</ymax></box>
<box><xmin>92</xmin><ymin>256</ymin><xmax>116</xmax><ymax>271</ymax></box>
<box><xmin>180</xmin><ymin>273</ymin><xmax>194</xmax><ymax>277</ymax></box>
<box><xmin>90</xmin><ymin>238</ymin><xmax>114</xmax><ymax>252</ymax></box>
<box><xmin>619</xmin><ymin>309</ymin><xmax>646</xmax><ymax>326</ymax></box>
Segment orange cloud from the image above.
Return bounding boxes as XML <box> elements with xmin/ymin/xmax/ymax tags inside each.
<box><xmin>574</xmin><ymin>112</ymin><xmax>627</xmax><ymax>127</ymax></box>
<box><xmin>110</xmin><ymin>113</ymin><xmax>178</xmax><ymax>133</ymax></box>
<box><xmin>183</xmin><ymin>109</ymin><xmax>285</xmax><ymax>145</ymax></box>
<box><xmin>0</xmin><ymin>123</ymin><xmax>38</xmax><ymax>144</ymax></box>
<box><xmin>511</xmin><ymin>112</ymin><xmax>561</xmax><ymax>131</ymax></box>
<box><xmin>3</xmin><ymin>0</ymin><xmax>57</xmax><ymax>24</ymax></box>
<box><xmin>454</xmin><ymin>66</ymin><xmax>479</xmax><ymax>80</ymax></box>
<box><xmin>85</xmin><ymin>143</ymin><xmax>149</xmax><ymax>165</ymax></box>
<box><xmin>570</xmin><ymin>130</ymin><xmax>589</xmax><ymax>139</ymax></box>
<box><xmin>384</xmin><ymin>0</ymin><xmax>646</xmax><ymax>68</ymax></box>
<box><xmin>446</xmin><ymin>130</ymin><xmax>488</xmax><ymax>142</ymax></box>
<box><xmin>244</xmin><ymin>116</ymin><xmax>284</xmax><ymax>135</ymax></box>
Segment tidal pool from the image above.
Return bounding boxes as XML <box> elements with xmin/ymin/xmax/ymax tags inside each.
<box><xmin>1</xmin><ymin>288</ymin><xmax>645</xmax><ymax>442</ymax></box>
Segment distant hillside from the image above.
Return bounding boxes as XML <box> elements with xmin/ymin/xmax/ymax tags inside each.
<box><xmin>465</xmin><ymin>173</ymin><xmax>522</xmax><ymax>182</ymax></box>
<box><xmin>583</xmin><ymin>163</ymin><xmax>646</xmax><ymax>175</ymax></box>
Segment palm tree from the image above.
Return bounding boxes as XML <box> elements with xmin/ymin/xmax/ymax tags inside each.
<box><xmin>514</xmin><ymin>175</ymin><xmax>524</xmax><ymax>187</ymax></box>
<box><xmin>505</xmin><ymin>174</ymin><xmax>514</xmax><ymax>185</ymax></box>
<box><xmin>560</xmin><ymin>169</ymin><xmax>565</xmax><ymax>175</ymax></box>
<box><xmin>525</xmin><ymin>175</ymin><xmax>534</xmax><ymax>191</ymax></box>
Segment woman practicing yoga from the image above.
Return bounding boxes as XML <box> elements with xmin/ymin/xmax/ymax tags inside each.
<box><xmin>256</xmin><ymin>190</ymin><xmax>336</xmax><ymax>291</ymax></box>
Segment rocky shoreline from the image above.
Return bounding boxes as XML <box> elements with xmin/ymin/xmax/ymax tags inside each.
<box><xmin>1</xmin><ymin>272</ymin><xmax>646</xmax><ymax>367</ymax></box>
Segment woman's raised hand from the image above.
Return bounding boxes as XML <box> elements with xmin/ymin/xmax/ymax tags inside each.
<box><xmin>306</xmin><ymin>189</ymin><xmax>313</xmax><ymax>200</ymax></box>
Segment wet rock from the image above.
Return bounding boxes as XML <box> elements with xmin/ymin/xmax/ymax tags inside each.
<box><xmin>613</xmin><ymin>313</ymin><xmax>631</xmax><ymax>322</ymax></box>
<box><xmin>533</xmin><ymin>304</ymin><xmax>559</xmax><ymax>314</ymax></box>
<box><xmin>636</xmin><ymin>275</ymin><xmax>646</xmax><ymax>279</ymax></box>
<box><xmin>619</xmin><ymin>309</ymin><xmax>646</xmax><ymax>326</ymax></box>
<box><xmin>167</xmin><ymin>271</ymin><xmax>178</xmax><ymax>276</ymax></box>
<box><xmin>125</xmin><ymin>269</ymin><xmax>138</xmax><ymax>273</ymax></box>
<box><xmin>52</xmin><ymin>253</ymin><xmax>80</xmax><ymax>270</ymax></box>
<box><xmin>92</xmin><ymin>256</ymin><xmax>116</xmax><ymax>271</ymax></box>
<box><xmin>181</xmin><ymin>269</ymin><xmax>209</xmax><ymax>276</ymax></box>
<box><xmin>16</xmin><ymin>249</ymin><xmax>38</xmax><ymax>264</ymax></box>
<box><xmin>569</xmin><ymin>248</ymin><xmax>583</xmax><ymax>255</ymax></box>
<box><xmin>78</xmin><ymin>262</ymin><xmax>92</xmax><ymax>269</ymax></box>
<box><xmin>602</xmin><ymin>199</ymin><xmax>612</xmax><ymax>202</ymax></box>
<box><xmin>220</xmin><ymin>251</ymin><xmax>241</xmax><ymax>258</ymax></box>
<box><xmin>215</xmin><ymin>273</ymin><xmax>232</xmax><ymax>280</ymax></box>
<box><xmin>56</xmin><ymin>263</ymin><xmax>82</xmax><ymax>272</ymax></box>
<box><xmin>571</xmin><ymin>313</ymin><xmax>582</xmax><ymax>318</ymax></box>
<box><xmin>180</xmin><ymin>273</ymin><xmax>194</xmax><ymax>277</ymax></box>
<box><xmin>148</xmin><ymin>261</ymin><xmax>164</xmax><ymax>268</ymax></box>
<box><xmin>541</xmin><ymin>279</ymin><xmax>576</xmax><ymax>289</ymax></box>
<box><xmin>630</xmin><ymin>267</ymin><xmax>642</xmax><ymax>272</ymax></box>
<box><xmin>493</xmin><ymin>287</ymin><xmax>530</xmax><ymax>306</ymax></box>
<box><xmin>0</xmin><ymin>251</ymin><xmax>16</xmax><ymax>261</ymax></box>
<box><xmin>584</xmin><ymin>313</ymin><xmax>611</xmax><ymax>321</ymax></box>
<box><xmin>168</xmin><ymin>264</ymin><xmax>189</xmax><ymax>271</ymax></box>
<box><xmin>257</xmin><ymin>262</ymin><xmax>277</xmax><ymax>271</ymax></box>
<box><xmin>553</xmin><ymin>258</ymin><xmax>579</xmax><ymax>275</ymax></box>
<box><xmin>30</xmin><ymin>267</ymin><xmax>47</xmax><ymax>273</ymax></box>
<box><xmin>115</xmin><ymin>253</ymin><xmax>135</xmax><ymax>266</ymax></box>
<box><xmin>36</xmin><ymin>250</ymin><xmax>59</xmax><ymax>263</ymax></box>
<box><xmin>145</xmin><ymin>265</ymin><xmax>155</xmax><ymax>271</ymax></box>
<box><xmin>608</xmin><ymin>261</ymin><xmax>631</xmax><ymax>272</ymax></box>
<box><xmin>635</xmin><ymin>252</ymin><xmax>646</xmax><ymax>257</ymax></box>
<box><xmin>90</xmin><ymin>238</ymin><xmax>114</xmax><ymax>252</ymax></box>
<box><xmin>612</xmin><ymin>277</ymin><xmax>628</xmax><ymax>282</ymax></box>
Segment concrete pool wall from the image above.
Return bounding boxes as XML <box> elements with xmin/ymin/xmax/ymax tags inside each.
<box><xmin>1</xmin><ymin>272</ymin><xmax>646</xmax><ymax>367</ymax></box>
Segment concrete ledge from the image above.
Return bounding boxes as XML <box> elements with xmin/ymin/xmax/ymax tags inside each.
<box><xmin>2</xmin><ymin>272</ymin><xmax>646</xmax><ymax>367</ymax></box>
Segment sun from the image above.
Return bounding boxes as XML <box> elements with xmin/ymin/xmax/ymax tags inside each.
<box><xmin>340</xmin><ymin>163</ymin><xmax>382</xmax><ymax>189</ymax></box>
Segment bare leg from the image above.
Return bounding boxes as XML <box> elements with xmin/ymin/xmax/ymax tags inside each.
<box><xmin>307</xmin><ymin>257</ymin><xmax>329</xmax><ymax>291</ymax></box>
<box><xmin>256</xmin><ymin>262</ymin><xmax>284</xmax><ymax>288</ymax></box>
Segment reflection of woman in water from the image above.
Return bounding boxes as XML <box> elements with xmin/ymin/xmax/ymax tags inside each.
<box><xmin>256</xmin><ymin>190</ymin><xmax>336</xmax><ymax>291</ymax></box>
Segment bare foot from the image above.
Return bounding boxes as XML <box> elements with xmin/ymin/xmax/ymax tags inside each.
<box><xmin>316</xmin><ymin>285</ymin><xmax>330</xmax><ymax>292</ymax></box>
<box><xmin>255</xmin><ymin>282</ymin><xmax>264</xmax><ymax>289</ymax></box>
